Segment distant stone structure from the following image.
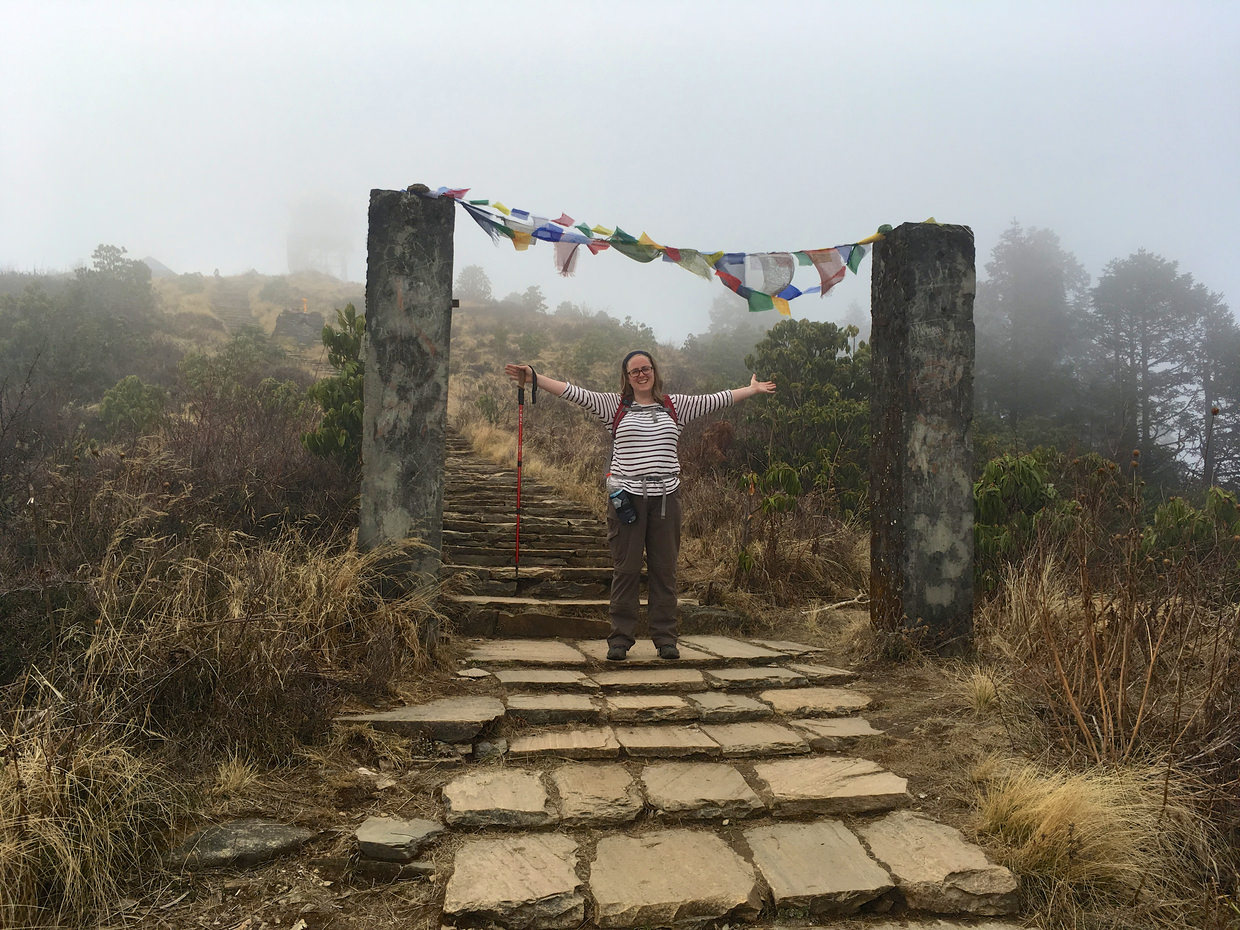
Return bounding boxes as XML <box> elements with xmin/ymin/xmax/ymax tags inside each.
<box><xmin>358</xmin><ymin>188</ymin><xmax>454</xmax><ymax>581</ymax></box>
<box><xmin>271</xmin><ymin>307</ymin><xmax>325</xmax><ymax>345</ymax></box>
<box><xmin>869</xmin><ymin>223</ymin><xmax>975</xmax><ymax>653</ymax></box>
<box><xmin>287</xmin><ymin>196</ymin><xmax>355</xmax><ymax>280</ymax></box>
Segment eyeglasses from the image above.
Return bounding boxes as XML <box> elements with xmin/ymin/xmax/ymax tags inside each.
<box><xmin>627</xmin><ymin>366</ymin><xmax>653</xmax><ymax>377</ymax></box>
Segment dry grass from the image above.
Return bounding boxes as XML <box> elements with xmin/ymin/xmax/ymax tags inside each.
<box><xmin>1</xmin><ymin>519</ymin><xmax>444</xmax><ymax>927</ymax></box>
<box><xmin>0</xmin><ymin>717</ymin><xmax>181</xmax><ymax>930</ymax></box>
<box><xmin>78</xmin><ymin>527</ymin><xmax>444</xmax><ymax>758</ymax></box>
<box><xmin>973</xmin><ymin>756</ymin><xmax>1225</xmax><ymax>926</ymax></box>
<box><xmin>209</xmin><ymin>754</ymin><xmax>262</xmax><ymax>799</ymax></box>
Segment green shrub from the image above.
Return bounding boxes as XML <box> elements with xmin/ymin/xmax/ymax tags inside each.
<box><xmin>303</xmin><ymin>303</ymin><xmax>364</xmax><ymax>468</ymax></box>
<box><xmin>100</xmin><ymin>375</ymin><xmax>166</xmax><ymax>439</ymax></box>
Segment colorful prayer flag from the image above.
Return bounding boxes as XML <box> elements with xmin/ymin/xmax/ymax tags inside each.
<box><xmin>804</xmin><ymin>248</ymin><xmax>846</xmax><ymax>295</ymax></box>
<box><xmin>440</xmin><ymin>187</ymin><xmax>876</xmax><ymax>315</ymax></box>
<box><xmin>554</xmin><ymin>241</ymin><xmax>580</xmax><ymax>276</ymax></box>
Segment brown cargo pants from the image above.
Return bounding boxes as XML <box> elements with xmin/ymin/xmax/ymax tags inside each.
<box><xmin>606</xmin><ymin>490</ymin><xmax>681</xmax><ymax>650</ymax></box>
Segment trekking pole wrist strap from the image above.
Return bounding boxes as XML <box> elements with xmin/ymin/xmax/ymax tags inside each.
<box><xmin>528</xmin><ymin>366</ymin><xmax>538</xmax><ymax>404</ymax></box>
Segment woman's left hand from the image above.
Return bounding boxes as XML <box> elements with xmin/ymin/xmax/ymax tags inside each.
<box><xmin>750</xmin><ymin>374</ymin><xmax>776</xmax><ymax>395</ymax></box>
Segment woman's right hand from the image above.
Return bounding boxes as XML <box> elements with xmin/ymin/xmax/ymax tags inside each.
<box><xmin>504</xmin><ymin>364</ymin><xmax>533</xmax><ymax>385</ymax></box>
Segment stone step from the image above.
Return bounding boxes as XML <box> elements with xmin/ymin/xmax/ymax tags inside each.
<box><xmin>439</xmin><ymin>756</ymin><xmax>909</xmax><ymax>826</ymax></box>
<box><xmin>440</xmin><ymin>809</ymin><xmax>1019</xmax><ymax>927</ymax></box>
<box><xmin>458</xmin><ymin>636</ymin><xmax>840</xmax><ymax>669</ymax></box>
<box><xmin>443</xmin><ymin>529</ymin><xmax>603</xmax><ymax>549</ymax></box>
<box><xmin>444</xmin><ymin>550</ymin><xmax>613</xmax><ymax>568</ymax></box>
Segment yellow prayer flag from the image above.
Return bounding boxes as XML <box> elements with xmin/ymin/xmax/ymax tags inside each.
<box><xmin>512</xmin><ymin>230</ymin><xmax>532</xmax><ymax>251</ymax></box>
<box><xmin>591</xmin><ymin>225</ymin><xmax>614</xmax><ymax>236</ymax></box>
<box><xmin>705</xmin><ymin>251</ymin><xmax>724</xmax><ymax>266</ymax></box>
<box><xmin>493</xmin><ymin>202</ymin><xmax>511</xmax><ymax>216</ymax></box>
<box><xmin>638</xmin><ymin>232</ymin><xmax>663</xmax><ymax>250</ymax></box>
<box><xmin>774</xmin><ymin>297</ymin><xmax>792</xmax><ymax>317</ymax></box>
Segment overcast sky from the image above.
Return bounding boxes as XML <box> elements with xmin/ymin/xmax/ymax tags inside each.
<box><xmin>3</xmin><ymin>0</ymin><xmax>1237</xmax><ymax>343</ymax></box>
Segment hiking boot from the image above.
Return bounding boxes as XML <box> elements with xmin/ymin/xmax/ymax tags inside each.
<box><xmin>606</xmin><ymin>645</ymin><xmax>628</xmax><ymax>661</ymax></box>
<box><xmin>657</xmin><ymin>644</ymin><xmax>680</xmax><ymax>661</ymax></box>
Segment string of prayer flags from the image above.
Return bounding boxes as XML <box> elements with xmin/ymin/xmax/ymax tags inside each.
<box><xmin>425</xmin><ymin>186</ymin><xmax>884</xmax><ymax>311</ymax></box>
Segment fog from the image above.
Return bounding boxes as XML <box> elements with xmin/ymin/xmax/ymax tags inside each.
<box><xmin>3</xmin><ymin>0</ymin><xmax>1237</xmax><ymax>343</ymax></box>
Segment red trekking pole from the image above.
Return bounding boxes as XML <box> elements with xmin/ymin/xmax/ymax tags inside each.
<box><xmin>515</xmin><ymin>371</ymin><xmax>525</xmax><ymax>581</ymax></box>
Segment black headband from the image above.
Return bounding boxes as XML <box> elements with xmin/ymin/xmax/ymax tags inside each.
<box><xmin>623</xmin><ymin>350</ymin><xmax>655</xmax><ymax>370</ymax></box>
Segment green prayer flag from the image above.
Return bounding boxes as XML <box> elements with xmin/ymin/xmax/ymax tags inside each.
<box><xmin>610</xmin><ymin>227</ymin><xmax>638</xmax><ymax>243</ymax></box>
<box><xmin>468</xmin><ymin>199</ymin><xmax>490</xmax><ymax>205</ymax></box>
<box><xmin>575</xmin><ymin>223</ymin><xmax>594</xmax><ymax>239</ymax></box>
<box><xmin>611</xmin><ymin>240</ymin><xmax>660</xmax><ymax>263</ymax></box>
<box><xmin>847</xmin><ymin>244</ymin><xmax>867</xmax><ymax>273</ymax></box>
<box><xmin>794</xmin><ymin>251</ymin><xmax>814</xmax><ymax>266</ymax></box>
<box><xmin>496</xmin><ymin>224</ymin><xmax>515</xmax><ymax>239</ymax></box>
<box><xmin>747</xmin><ymin>292</ymin><xmax>775</xmax><ymax>313</ymax></box>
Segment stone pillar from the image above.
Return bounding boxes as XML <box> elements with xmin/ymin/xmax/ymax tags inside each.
<box><xmin>869</xmin><ymin>222</ymin><xmax>975</xmax><ymax>654</ymax></box>
<box><xmin>359</xmin><ymin>188</ymin><xmax>455</xmax><ymax>580</ymax></box>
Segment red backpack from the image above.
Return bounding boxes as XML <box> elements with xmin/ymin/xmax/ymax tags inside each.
<box><xmin>611</xmin><ymin>394</ymin><xmax>678</xmax><ymax>439</ymax></box>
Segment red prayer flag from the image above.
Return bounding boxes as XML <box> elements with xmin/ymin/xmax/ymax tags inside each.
<box><xmin>552</xmin><ymin>213</ymin><xmax>575</xmax><ymax>226</ymax></box>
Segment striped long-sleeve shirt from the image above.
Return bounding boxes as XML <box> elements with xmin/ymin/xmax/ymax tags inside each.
<box><xmin>559</xmin><ymin>383</ymin><xmax>733</xmax><ymax>496</ymax></box>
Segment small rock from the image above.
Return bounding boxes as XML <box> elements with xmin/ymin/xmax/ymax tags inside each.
<box><xmin>355</xmin><ymin>816</ymin><xmax>444</xmax><ymax>862</ymax></box>
<box><xmin>473</xmin><ymin>738</ymin><xmax>508</xmax><ymax>761</ymax></box>
<box><xmin>173</xmin><ymin>819</ymin><xmax>314</xmax><ymax>870</ymax></box>
<box><xmin>353</xmin><ymin>858</ymin><xmax>435</xmax><ymax>883</ymax></box>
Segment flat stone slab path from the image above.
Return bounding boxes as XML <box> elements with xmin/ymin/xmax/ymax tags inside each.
<box><xmin>414</xmin><ymin>443</ymin><xmax>1024</xmax><ymax>928</ymax></box>
<box><xmin>341</xmin><ymin>630</ymin><xmax>1020</xmax><ymax>927</ymax></box>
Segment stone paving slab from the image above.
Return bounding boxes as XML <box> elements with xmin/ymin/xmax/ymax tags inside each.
<box><xmin>641</xmin><ymin>761</ymin><xmax>765</xmax><ymax>820</ymax></box>
<box><xmin>788</xmin><ymin>716</ymin><xmax>884</xmax><ymax>749</ymax></box>
<box><xmin>705</xmin><ymin>667</ymin><xmax>809</xmax><ymax>690</ymax></box>
<box><xmin>355</xmin><ymin>816</ymin><xmax>443</xmax><ymax>862</ymax></box>
<box><xmin>686</xmin><ymin>691</ymin><xmax>775</xmax><ymax>722</ymax></box>
<box><xmin>591</xmin><ymin>667</ymin><xmax>707</xmax><ymax>691</ymax></box>
<box><xmin>493</xmin><ymin>668</ymin><xmax>599</xmax><ymax>690</ymax></box>
<box><xmin>785</xmin><ymin>662</ymin><xmax>859</xmax><ymax>684</ymax></box>
<box><xmin>752</xmin><ymin>756</ymin><xmax>909</xmax><ymax>815</ymax></box>
<box><xmin>506</xmin><ymin>693</ymin><xmax>600</xmax><ymax>725</ymax></box>
<box><xmin>589</xmin><ymin>829</ymin><xmax>763</xmax><ymax>927</ymax></box>
<box><xmin>699</xmin><ymin>721</ymin><xmax>810</xmax><ymax>757</ymax></box>
<box><xmin>603</xmin><ymin>693</ymin><xmax>697</xmax><ymax>722</ymax></box>
<box><xmin>341</xmin><ymin>696</ymin><xmax>505</xmax><ymax>743</ymax></box>
<box><xmin>576</xmin><ymin>638</ymin><xmax>718</xmax><ymax>665</ymax></box>
<box><xmin>465</xmin><ymin>639</ymin><xmax>589</xmax><ymax>666</ymax></box>
<box><xmin>550</xmin><ymin>763</ymin><xmax>643</xmax><ymax>825</ymax></box>
<box><xmin>856</xmin><ymin>811</ymin><xmax>1020</xmax><ymax>916</ymax></box>
<box><xmin>744</xmin><ymin>819</ymin><xmax>894</xmax><ymax>914</ymax></box>
<box><xmin>680</xmin><ymin>635</ymin><xmax>786</xmax><ymax>662</ymax></box>
<box><xmin>174</xmin><ymin>819</ymin><xmax>313</xmax><ymax>869</ymax></box>
<box><xmin>750</xmin><ymin>638</ymin><xmax>824</xmax><ymax>655</ymax></box>
<box><xmin>759</xmin><ymin>686</ymin><xmax>873</xmax><ymax>717</ymax></box>
<box><xmin>442</xmin><ymin>769</ymin><xmax>556</xmax><ymax>828</ymax></box>
<box><xmin>844</xmin><ymin>922</ymin><xmax>1028</xmax><ymax>930</ymax></box>
<box><xmin>444</xmin><ymin>833</ymin><xmax>584</xmax><ymax>929</ymax></box>
<box><xmin>507</xmin><ymin>726</ymin><xmax>621</xmax><ymax>760</ymax></box>
<box><xmin>614</xmin><ymin>724</ymin><xmax>721</xmax><ymax>757</ymax></box>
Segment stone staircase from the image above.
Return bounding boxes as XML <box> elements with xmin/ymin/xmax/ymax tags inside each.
<box><xmin>340</xmin><ymin>436</ymin><xmax>1026</xmax><ymax>928</ymax></box>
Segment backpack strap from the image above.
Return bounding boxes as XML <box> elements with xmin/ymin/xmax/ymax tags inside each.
<box><xmin>611</xmin><ymin>394</ymin><xmax>678</xmax><ymax>439</ymax></box>
<box><xmin>661</xmin><ymin>394</ymin><xmax>678</xmax><ymax>425</ymax></box>
<box><xmin>610</xmin><ymin>397</ymin><xmax>633</xmax><ymax>439</ymax></box>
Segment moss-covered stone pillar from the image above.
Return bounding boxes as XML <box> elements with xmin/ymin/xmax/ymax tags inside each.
<box><xmin>359</xmin><ymin>187</ymin><xmax>454</xmax><ymax>579</ymax></box>
<box><xmin>869</xmin><ymin>222</ymin><xmax>975</xmax><ymax>654</ymax></box>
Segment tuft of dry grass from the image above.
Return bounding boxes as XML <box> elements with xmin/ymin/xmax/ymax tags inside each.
<box><xmin>209</xmin><ymin>754</ymin><xmax>262</xmax><ymax>799</ymax></box>
<box><xmin>0</xmin><ymin>717</ymin><xmax>181</xmax><ymax>930</ymax></box>
<box><xmin>973</xmin><ymin>757</ymin><xmax>1222</xmax><ymax>926</ymax></box>
<box><xmin>959</xmin><ymin>666</ymin><xmax>1001</xmax><ymax>717</ymax></box>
